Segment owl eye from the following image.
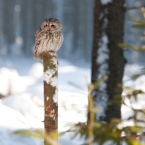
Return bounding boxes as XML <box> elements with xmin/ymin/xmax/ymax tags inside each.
<box><xmin>51</xmin><ymin>24</ymin><xmax>55</xmax><ymax>27</ymax></box>
<box><xmin>44</xmin><ymin>24</ymin><xmax>48</xmax><ymax>27</ymax></box>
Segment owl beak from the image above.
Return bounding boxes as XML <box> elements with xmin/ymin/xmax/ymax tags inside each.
<box><xmin>48</xmin><ymin>28</ymin><xmax>51</xmax><ymax>31</ymax></box>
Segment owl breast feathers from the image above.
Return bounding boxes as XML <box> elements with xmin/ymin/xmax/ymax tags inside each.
<box><xmin>34</xmin><ymin>18</ymin><xmax>63</xmax><ymax>60</ymax></box>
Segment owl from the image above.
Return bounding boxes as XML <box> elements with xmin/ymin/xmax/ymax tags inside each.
<box><xmin>34</xmin><ymin>18</ymin><xmax>63</xmax><ymax>60</ymax></box>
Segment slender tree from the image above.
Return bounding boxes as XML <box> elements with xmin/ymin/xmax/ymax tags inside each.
<box><xmin>20</xmin><ymin>0</ymin><xmax>27</xmax><ymax>54</ymax></box>
<box><xmin>43</xmin><ymin>52</ymin><xmax>58</xmax><ymax>145</ymax></box>
<box><xmin>3</xmin><ymin>0</ymin><xmax>15</xmax><ymax>54</ymax></box>
<box><xmin>91</xmin><ymin>0</ymin><xmax>125</xmax><ymax>122</ymax></box>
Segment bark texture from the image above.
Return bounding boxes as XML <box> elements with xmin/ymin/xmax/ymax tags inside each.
<box><xmin>91</xmin><ymin>0</ymin><xmax>125</xmax><ymax>122</ymax></box>
<box><xmin>43</xmin><ymin>52</ymin><xmax>58</xmax><ymax>134</ymax></box>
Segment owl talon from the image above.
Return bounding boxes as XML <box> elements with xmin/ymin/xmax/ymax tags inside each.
<box><xmin>48</xmin><ymin>51</ymin><xmax>57</xmax><ymax>56</ymax></box>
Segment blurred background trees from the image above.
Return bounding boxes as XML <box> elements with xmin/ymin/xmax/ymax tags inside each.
<box><xmin>0</xmin><ymin>0</ymin><xmax>94</xmax><ymax>62</ymax></box>
<box><xmin>0</xmin><ymin>0</ymin><xmax>145</xmax><ymax>64</ymax></box>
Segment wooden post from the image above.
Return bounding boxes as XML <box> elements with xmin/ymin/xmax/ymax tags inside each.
<box><xmin>42</xmin><ymin>52</ymin><xmax>58</xmax><ymax>144</ymax></box>
<box><xmin>33</xmin><ymin>18</ymin><xmax>63</xmax><ymax>144</ymax></box>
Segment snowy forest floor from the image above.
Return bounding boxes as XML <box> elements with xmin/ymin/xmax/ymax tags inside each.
<box><xmin>0</xmin><ymin>55</ymin><xmax>145</xmax><ymax>145</ymax></box>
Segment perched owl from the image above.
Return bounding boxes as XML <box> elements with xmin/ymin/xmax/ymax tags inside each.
<box><xmin>34</xmin><ymin>18</ymin><xmax>63</xmax><ymax>60</ymax></box>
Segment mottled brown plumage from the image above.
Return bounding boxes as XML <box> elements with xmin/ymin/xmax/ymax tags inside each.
<box><xmin>34</xmin><ymin>18</ymin><xmax>63</xmax><ymax>60</ymax></box>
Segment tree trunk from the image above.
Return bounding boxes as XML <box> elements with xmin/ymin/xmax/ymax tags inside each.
<box><xmin>3</xmin><ymin>0</ymin><xmax>15</xmax><ymax>54</ymax></box>
<box><xmin>0</xmin><ymin>0</ymin><xmax>4</xmax><ymax>51</ymax></box>
<box><xmin>91</xmin><ymin>0</ymin><xmax>125</xmax><ymax>122</ymax></box>
<box><xmin>43</xmin><ymin>52</ymin><xmax>58</xmax><ymax>144</ymax></box>
<box><xmin>20</xmin><ymin>0</ymin><xmax>27</xmax><ymax>54</ymax></box>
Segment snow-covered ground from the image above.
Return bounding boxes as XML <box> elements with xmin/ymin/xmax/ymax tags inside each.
<box><xmin>0</xmin><ymin>56</ymin><xmax>145</xmax><ymax>145</ymax></box>
<box><xmin>0</xmin><ymin>56</ymin><xmax>89</xmax><ymax>145</ymax></box>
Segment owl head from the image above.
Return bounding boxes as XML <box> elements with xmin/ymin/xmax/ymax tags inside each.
<box><xmin>40</xmin><ymin>18</ymin><xmax>62</xmax><ymax>32</ymax></box>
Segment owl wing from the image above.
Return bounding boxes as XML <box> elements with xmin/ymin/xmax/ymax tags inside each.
<box><xmin>35</xmin><ymin>28</ymin><xmax>45</xmax><ymax>48</ymax></box>
<box><xmin>35</xmin><ymin>27</ymin><xmax>42</xmax><ymax>37</ymax></box>
<box><xmin>34</xmin><ymin>28</ymin><xmax>43</xmax><ymax>60</ymax></box>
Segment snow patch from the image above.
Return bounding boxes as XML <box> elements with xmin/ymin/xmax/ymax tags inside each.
<box><xmin>50</xmin><ymin>76</ymin><xmax>57</xmax><ymax>87</ymax></box>
<box><xmin>96</xmin><ymin>33</ymin><xmax>109</xmax><ymax>78</ymax></box>
<box><xmin>46</xmin><ymin>96</ymin><xmax>49</xmax><ymax>101</ymax></box>
<box><xmin>0</xmin><ymin>103</ymin><xmax>30</xmax><ymax>129</ymax></box>
<box><xmin>97</xmin><ymin>35</ymin><xmax>109</xmax><ymax>64</ymax></box>
<box><xmin>0</xmin><ymin>67</ymin><xmax>26</xmax><ymax>96</ymax></box>
<box><xmin>53</xmin><ymin>89</ymin><xmax>58</xmax><ymax>103</ymax></box>
<box><xmin>43</xmin><ymin>69</ymin><xmax>57</xmax><ymax>87</ymax></box>
<box><xmin>43</xmin><ymin>57</ymin><xmax>57</xmax><ymax>86</ymax></box>
<box><xmin>52</xmin><ymin>57</ymin><xmax>58</xmax><ymax>66</ymax></box>
<box><xmin>2</xmin><ymin>94</ymin><xmax>44</xmax><ymax>129</ymax></box>
<box><xmin>95</xmin><ymin>25</ymin><xmax>110</xmax><ymax>119</ymax></box>
<box><xmin>95</xmin><ymin>95</ymin><xmax>108</xmax><ymax>121</ymax></box>
<box><xmin>29</xmin><ymin>62</ymin><xmax>43</xmax><ymax>78</ymax></box>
